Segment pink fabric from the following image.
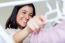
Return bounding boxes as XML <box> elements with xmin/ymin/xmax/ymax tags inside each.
<box><xmin>30</xmin><ymin>21</ymin><xmax>65</xmax><ymax>43</ymax></box>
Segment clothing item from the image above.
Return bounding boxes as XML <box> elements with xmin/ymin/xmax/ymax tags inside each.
<box><xmin>6</xmin><ymin>28</ymin><xmax>31</xmax><ymax>43</ymax></box>
<box><xmin>0</xmin><ymin>25</ymin><xmax>15</xmax><ymax>43</ymax></box>
<box><xmin>30</xmin><ymin>20</ymin><xmax>65</xmax><ymax>43</ymax></box>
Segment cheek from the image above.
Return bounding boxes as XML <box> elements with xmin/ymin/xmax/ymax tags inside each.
<box><xmin>16</xmin><ymin>15</ymin><xmax>22</xmax><ymax>23</ymax></box>
<box><xmin>16</xmin><ymin>13</ymin><xmax>24</xmax><ymax>21</ymax></box>
<box><xmin>16</xmin><ymin>14</ymin><xmax>26</xmax><ymax>27</ymax></box>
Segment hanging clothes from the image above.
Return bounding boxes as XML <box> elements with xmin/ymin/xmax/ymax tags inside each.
<box><xmin>30</xmin><ymin>20</ymin><xmax>65</xmax><ymax>43</ymax></box>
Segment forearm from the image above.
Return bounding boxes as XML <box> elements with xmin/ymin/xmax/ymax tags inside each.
<box><xmin>13</xmin><ymin>16</ymin><xmax>45</xmax><ymax>43</ymax></box>
<box><xmin>13</xmin><ymin>27</ymin><xmax>31</xmax><ymax>43</ymax></box>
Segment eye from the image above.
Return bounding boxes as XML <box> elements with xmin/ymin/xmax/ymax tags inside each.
<box><xmin>29</xmin><ymin>14</ymin><xmax>33</xmax><ymax>17</ymax></box>
<box><xmin>22</xmin><ymin>12</ymin><xmax>26</xmax><ymax>14</ymax></box>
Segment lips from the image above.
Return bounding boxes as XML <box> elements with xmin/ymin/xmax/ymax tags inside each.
<box><xmin>23</xmin><ymin>19</ymin><xmax>28</xmax><ymax>23</ymax></box>
<box><xmin>20</xmin><ymin>18</ymin><xmax>28</xmax><ymax>25</ymax></box>
<box><xmin>23</xmin><ymin>20</ymin><xmax>27</xmax><ymax>24</ymax></box>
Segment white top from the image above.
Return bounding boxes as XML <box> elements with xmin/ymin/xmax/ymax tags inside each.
<box><xmin>0</xmin><ymin>25</ymin><xmax>15</xmax><ymax>43</ymax></box>
<box><xmin>6</xmin><ymin>28</ymin><xmax>31</xmax><ymax>43</ymax></box>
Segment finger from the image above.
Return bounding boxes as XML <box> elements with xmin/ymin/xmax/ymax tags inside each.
<box><xmin>34</xmin><ymin>18</ymin><xmax>43</xmax><ymax>26</ymax></box>
<box><xmin>39</xmin><ymin>15</ymin><xmax>47</xmax><ymax>24</ymax></box>
<box><xmin>34</xmin><ymin>16</ymin><xmax>46</xmax><ymax>25</ymax></box>
<box><xmin>27</xmin><ymin>19</ymin><xmax>39</xmax><ymax>32</ymax></box>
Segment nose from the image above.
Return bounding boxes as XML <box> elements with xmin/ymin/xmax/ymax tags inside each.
<box><xmin>25</xmin><ymin>14</ymin><xmax>30</xmax><ymax>20</ymax></box>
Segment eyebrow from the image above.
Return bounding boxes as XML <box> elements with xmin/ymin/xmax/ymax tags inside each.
<box><xmin>22</xmin><ymin>10</ymin><xmax>33</xmax><ymax>14</ymax></box>
<box><xmin>22</xmin><ymin>10</ymin><xmax>28</xmax><ymax>12</ymax></box>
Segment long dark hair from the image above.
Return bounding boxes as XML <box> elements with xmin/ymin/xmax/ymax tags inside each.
<box><xmin>5</xmin><ymin>3</ymin><xmax>36</xmax><ymax>29</ymax></box>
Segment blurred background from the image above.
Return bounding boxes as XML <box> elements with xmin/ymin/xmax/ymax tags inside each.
<box><xmin>0</xmin><ymin>0</ymin><xmax>20</xmax><ymax>3</ymax></box>
<box><xmin>0</xmin><ymin>0</ymin><xmax>63</xmax><ymax>28</ymax></box>
<box><xmin>0</xmin><ymin>0</ymin><xmax>63</xmax><ymax>43</ymax></box>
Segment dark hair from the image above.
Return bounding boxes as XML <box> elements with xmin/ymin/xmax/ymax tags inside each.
<box><xmin>5</xmin><ymin>3</ymin><xmax>36</xmax><ymax>29</ymax></box>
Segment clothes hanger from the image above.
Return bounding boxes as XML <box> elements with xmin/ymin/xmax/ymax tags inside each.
<box><xmin>44</xmin><ymin>0</ymin><xmax>65</xmax><ymax>24</ymax></box>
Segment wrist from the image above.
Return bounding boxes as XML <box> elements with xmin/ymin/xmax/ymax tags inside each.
<box><xmin>24</xmin><ymin>26</ymin><xmax>33</xmax><ymax>33</ymax></box>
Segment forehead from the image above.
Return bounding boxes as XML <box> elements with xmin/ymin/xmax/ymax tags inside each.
<box><xmin>19</xmin><ymin>6</ymin><xmax>33</xmax><ymax>12</ymax></box>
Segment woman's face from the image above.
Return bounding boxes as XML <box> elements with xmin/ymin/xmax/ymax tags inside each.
<box><xmin>16</xmin><ymin>6</ymin><xmax>33</xmax><ymax>28</ymax></box>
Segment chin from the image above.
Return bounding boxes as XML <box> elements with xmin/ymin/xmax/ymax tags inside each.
<box><xmin>21</xmin><ymin>24</ymin><xmax>26</xmax><ymax>27</ymax></box>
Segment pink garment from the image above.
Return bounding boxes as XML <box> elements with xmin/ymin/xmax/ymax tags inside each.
<box><xmin>30</xmin><ymin>21</ymin><xmax>65</xmax><ymax>43</ymax></box>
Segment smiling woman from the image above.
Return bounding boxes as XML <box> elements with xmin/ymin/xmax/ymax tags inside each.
<box><xmin>5</xmin><ymin>3</ymin><xmax>36</xmax><ymax>43</ymax></box>
<box><xmin>5</xmin><ymin>3</ymin><xmax>35</xmax><ymax>29</ymax></box>
<box><xmin>5</xmin><ymin>3</ymin><xmax>45</xmax><ymax>43</ymax></box>
<box><xmin>16</xmin><ymin>5</ymin><xmax>34</xmax><ymax>29</ymax></box>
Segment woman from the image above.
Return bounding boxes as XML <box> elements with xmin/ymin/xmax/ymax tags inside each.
<box><xmin>5</xmin><ymin>3</ymin><xmax>45</xmax><ymax>43</ymax></box>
